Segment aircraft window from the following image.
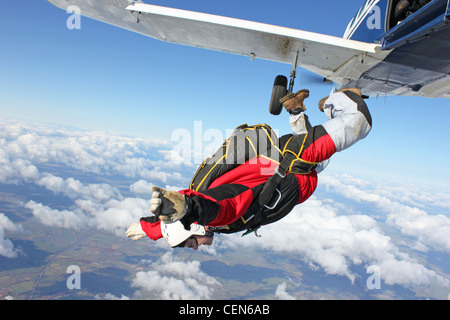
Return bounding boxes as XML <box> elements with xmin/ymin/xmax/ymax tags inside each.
<box><xmin>388</xmin><ymin>0</ymin><xmax>433</xmax><ymax>29</ymax></box>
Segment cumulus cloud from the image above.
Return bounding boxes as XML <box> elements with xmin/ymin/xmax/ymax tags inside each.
<box><xmin>222</xmin><ymin>198</ymin><xmax>387</xmax><ymax>283</ymax></box>
<box><xmin>0</xmin><ymin>119</ymin><xmax>187</xmax><ymax>184</ymax></box>
<box><xmin>377</xmin><ymin>258</ymin><xmax>444</xmax><ymax>287</ymax></box>
<box><xmin>275</xmin><ymin>282</ymin><xmax>295</xmax><ymax>300</ymax></box>
<box><xmin>3</xmin><ymin>162</ymin><xmax>151</xmax><ymax>236</ymax></box>
<box><xmin>130</xmin><ymin>179</ymin><xmax>184</xmax><ymax>195</ymax></box>
<box><xmin>98</xmin><ymin>253</ymin><xmax>221</xmax><ymax>300</ymax></box>
<box><xmin>92</xmin><ymin>197</ymin><xmax>150</xmax><ymax>236</ymax></box>
<box><xmin>129</xmin><ymin>179</ymin><xmax>154</xmax><ymax>195</ymax></box>
<box><xmin>0</xmin><ymin>213</ymin><xmax>24</xmax><ymax>258</ymax></box>
<box><xmin>95</xmin><ymin>293</ymin><xmax>130</xmax><ymax>300</ymax></box>
<box><xmin>25</xmin><ymin>201</ymin><xmax>88</xmax><ymax>230</ymax></box>
<box><xmin>37</xmin><ymin>173</ymin><xmax>121</xmax><ymax>202</ymax></box>
<box><xmin>387</xmin><ymin>208</ymin><xmax>450</xmax><ymax>253</ymax></box>
<box><xmin>130</xmin><ymin>252</ymin><xmax>220</xmax><ymax>300</ymax></box>
<box><xmin>321</xmin><ymin>174</ymin><xmax>450</xmax><ymax>254</ymax></box>
<box><xmin>220</xmin><ymin>185</ymin><xmax>449</xmax><ymax>288</ymax></box>
<box><xmin>0</xmin><ymin>119</ymin><xmax>189</xmax><ymax>237</ymax></box>
<box><xmin>24</xmin><ymin>193</ymin><xmax>150</xmax><ymax>237</ymax></box>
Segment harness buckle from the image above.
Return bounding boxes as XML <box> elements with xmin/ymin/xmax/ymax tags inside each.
<box><xmin>264</xmin><ymin>188</ymin><xmax>282</xmax><ymax>210</ymax></box>
<box><xmin>274</xmin><ymin>166</ymin><xmax>286</xmax><ymax>179</ymax></box>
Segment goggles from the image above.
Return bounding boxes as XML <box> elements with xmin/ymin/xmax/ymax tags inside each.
<box><xmin>181</xmin><ymin>230</ymin><xmax>214</xmax><ymax>248</ymax></box>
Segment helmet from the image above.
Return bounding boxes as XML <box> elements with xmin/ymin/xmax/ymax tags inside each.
<box><xmin>161</xmin><ymin>221</ymin><xmax>207</xmax><ymax>247</ymax></box>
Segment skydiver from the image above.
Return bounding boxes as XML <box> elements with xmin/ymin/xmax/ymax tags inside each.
<box><xmin>126</xmin><ymin>88</ymin><xmax>372</xmax><ymax>250</ymax></box>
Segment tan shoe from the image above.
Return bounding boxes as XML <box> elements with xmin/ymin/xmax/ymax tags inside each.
<box><xmin>280</xmin><ymin>89</ymin><xmax>310</xmax><ymax>112</ymax></box>
<box><xmin>318</xmin><ymin>88</ymin><xmax>362</xmax><ymax>112</ymax></box>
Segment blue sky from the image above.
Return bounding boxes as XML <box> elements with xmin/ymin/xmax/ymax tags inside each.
<box><xmin>0</xmin><ymin>0</ymin><xmax>449</xmax><ymax>188</ymax></box>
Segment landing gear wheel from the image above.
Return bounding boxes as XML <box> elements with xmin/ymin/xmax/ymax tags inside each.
<box><xmin>269</xmin><ymin>75</ymin><xmax>288</xmax><ymax>115</ymax></box>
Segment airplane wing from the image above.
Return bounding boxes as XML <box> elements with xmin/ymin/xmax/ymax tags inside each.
<box><xmin>48</xmin><ymin>0</ymin><xmax>390</xmax><ymax>92</ymax></box>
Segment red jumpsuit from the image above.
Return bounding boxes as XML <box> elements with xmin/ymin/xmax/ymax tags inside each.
<box><xmin>141</xmin><ymin>90</ymin><xmax>372</xmax><ymax>240</ymax></box>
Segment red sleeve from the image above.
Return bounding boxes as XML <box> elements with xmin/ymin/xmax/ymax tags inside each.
<box><xmin>295</xmin><ymin>172</ymin><xmax>318</xmax><ymax>204</ymax></box>
<box><xmin>180</xmin><ymin>183</ymin><xmax>255</xmax><ymax>227</ymax></box>
<box><xmin>301</xmin><ymin>125</ymin><xmax>337</xmax><ymax>163</ymax></box>
<box><xmin>140</xmin><ymin>219</ymin><xmax>163</xmax><ymax>241</ymax></box>
<box><xmin>294</xmin><ymin>125</ymin><xmax>334</xmax><ymax>205</ymax></box>
<box><xmin>179</xmin><ymin>158</ymin><xmax>274</xmax><ymax>227</ymax></box>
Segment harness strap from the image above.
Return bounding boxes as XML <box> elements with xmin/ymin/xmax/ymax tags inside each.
<box><xmin>232</xmin><ymin>134</ymin><xmax>318</xmax><ymax>235</ymax></box>
<box><xmin>238</xmin><ymin>152</ymin><xmax>297</xmax><ymax>231</ymax></box>
<box><xmin>193</xmin><ymin>125</ymin><xmax>319</xmax><ymax>236</ymax></box>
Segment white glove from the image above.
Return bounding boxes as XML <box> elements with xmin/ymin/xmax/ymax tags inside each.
<box><xmin>126</xmin><ymin>223</ymin><xmax>147</xmax><ymax>241</ymax></box>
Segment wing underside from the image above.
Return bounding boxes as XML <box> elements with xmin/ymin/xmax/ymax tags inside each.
<box><xmin>48</xmin><ymin>0</ymin><xmax>389</xmax><ymax>88</ymax></box>
<box><xmin>55</xmin><ymin>1</ymin><xmax>450</xmax><ymax>98</ymax></box>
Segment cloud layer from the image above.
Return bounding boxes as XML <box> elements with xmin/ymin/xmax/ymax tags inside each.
<box><xmin>215</xmin><ymin>173</ymin><xmax>450</xmax><ymax>288</ymax></box>
<box><xmin>131</xmin><ymin>252</ymin><xmax>220</xmax><ymax>300</ymax></box>
<box><xmin>1</xmin><ymin>118</ymin><xmax>449</xmax><ymax>297</ymax></box>
<box><xmin>321</xmin><ymin>174</ymin><xmax>450</xmax><ymax>254</ymax></box>
<box><xmin>0</xmin><ymin>118</ymin><xmax>191</xmax><ymax>256</ymax></box>
<box><xmin>96</xmin><ymin>252</ymin><xmax>220</xmax><ymax>300</ymax></box>
<box><xmin>0</xmin><ymin>119</ymin><xmax>187</xmax><ymax>184</ymax></box>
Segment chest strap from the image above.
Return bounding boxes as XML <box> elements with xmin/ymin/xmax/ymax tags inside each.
<box><xmin>213</xmin><ymin>133</ymin><xmax>318</xmax><ymax>235</ymax></box>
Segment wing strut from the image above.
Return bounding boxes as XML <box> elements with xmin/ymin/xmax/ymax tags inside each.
<box><xmin>288</xmin><ymin>51</ymin><xmax>300</xmax><ymax>94</ymax></box>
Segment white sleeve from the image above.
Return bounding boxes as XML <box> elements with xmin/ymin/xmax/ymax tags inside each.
<box><xmin>321</xmin><ymin>91</ymin><xmax>372</xmax><ymax>153</ymax></box>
